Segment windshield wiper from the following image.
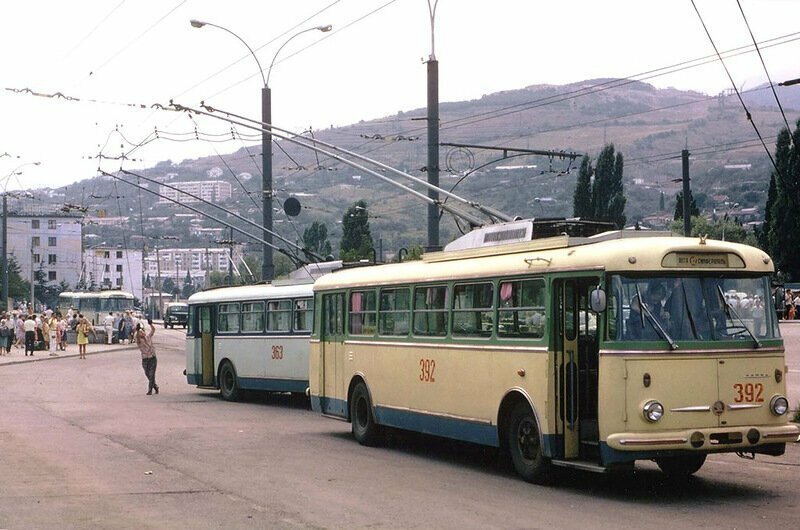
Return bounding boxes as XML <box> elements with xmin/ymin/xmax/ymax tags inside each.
<box><xmin>716</xmin><ymin>285</ymin><xmax>761</xmax><ymax>348</ymax></box>
<box><xmin>635</xmin><ymin>285</ymin><xmax>678</xmax><ymax>350</ymax></box>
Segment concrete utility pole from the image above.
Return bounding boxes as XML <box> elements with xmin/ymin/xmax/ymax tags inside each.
<box><xmin>426</xmin><ymin>1</ymin><xmax>441</xmax><ymax>251</ymax></box>
<box><xmin>682</xmin><ymin>149</ymin><xmax>691</xmax><ymax>237</ymax></box>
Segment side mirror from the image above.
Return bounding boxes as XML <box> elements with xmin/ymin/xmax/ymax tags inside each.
<box><xmin>590</xmin><ymin>287</ymin><xmax>607</xmax><ymax>313</ymax></box>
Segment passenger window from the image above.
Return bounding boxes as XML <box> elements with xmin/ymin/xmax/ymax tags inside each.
<box><xmin>498</xmin><ymin>279</ymin><xmax>546</xmax><ymax>339</ymax></box>
<box><xmin>452</xmin><ymin>282</ymin><xmax>494</xmax><ymax>337</ymax></box>
<box><xmin>413</xmin><ymin>285</ymin><xmax>448</xmax><ymax>336</ymax></box>
<box><xmin>350</xmin><ymin>290</ymin><xmax>377</xmax><ymax>336</ymax></box>
<box><xmin>217</xmin><ymin>303</ymin><xmax>240</xmax><ymax>333</ymax></box>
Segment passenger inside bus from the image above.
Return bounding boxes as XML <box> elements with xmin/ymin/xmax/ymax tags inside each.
<box><xmin>626</xmin><ymin>282</ymin><xmax>670</xmax><ymax>340</ymax></box>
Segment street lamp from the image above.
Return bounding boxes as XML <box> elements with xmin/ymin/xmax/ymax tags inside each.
<box><xmin>2</xmin><ymin>161</ymin><xmax>40</xmax><ymax>310</ymax></box>
<box><xmin>190</xmin><ymin>20</ymin><xmax>331</xmax><ymax>282</ymax></box>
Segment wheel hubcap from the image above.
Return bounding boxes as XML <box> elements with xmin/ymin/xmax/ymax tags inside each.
<box><xmin>517</xmin><ymin>418</ymin><xmax>539</xmax><ymax>461</ymax></box>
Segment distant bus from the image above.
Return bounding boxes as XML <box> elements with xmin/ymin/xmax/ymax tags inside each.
<box><xmin>310</xmin><ymin>224</ymin><xmax>798</xmax><ymax>482</ymax></box>
<box><xmin>58</xmin><ymin>290</ymin><xmax>135</xmax><ymax>325</ymax></box>
<box><xmin>185</xmin><ymin>282</ymin><xmax>314</xmax><ymax>401</ymax></box>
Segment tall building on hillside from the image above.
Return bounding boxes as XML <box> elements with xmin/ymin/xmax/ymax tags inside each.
<box><xmin>156</xmin><ymin>180</ymin><xmax>232</xmax><ymax>204</ymax></box>
<box><xmin>144</xmin><ymin>246</ymin><xmax>245</xmax><ymax>288</ymax></box>
<box><xmin>81</xmin><ymin>247</ymin><xmax>144</xmax><ymax>299</ymax></box>
<box><xmin>5</xmin><ymin>211</ymin><xmax>83</xmax><ymax>290</ymax></box>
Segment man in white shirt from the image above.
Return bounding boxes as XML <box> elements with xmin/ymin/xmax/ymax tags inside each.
<box><xmin>103</xmin><ymin>312</ymin><xmax>115</xmax><ymax>344</ymax></box>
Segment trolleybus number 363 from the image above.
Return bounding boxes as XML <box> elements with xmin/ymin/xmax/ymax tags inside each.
<box><xmin>419</xmin><ymin>359</ymin><xmax>436</xmax><ymax>383</ymax></box>
<box><xmin>733</xmin><ymin>383</ymin><xmax>764</xmax><ymax>403</ymax></box>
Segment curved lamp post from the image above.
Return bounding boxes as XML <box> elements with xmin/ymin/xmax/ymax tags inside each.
<box><xmin>190</xmin><ymin>20</ymin><xmax>331</xmax><ymax>282</ymax></box>
<box><xmin>2</xmin><ymin>161</ymin><xmax>40</xmax><ymax>310</ymax></box>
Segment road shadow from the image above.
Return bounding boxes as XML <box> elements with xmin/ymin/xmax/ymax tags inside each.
<box><xmin>322</xmin><ymin>426</ymin><xmax>775</xmax><ymax>501</ymax></box>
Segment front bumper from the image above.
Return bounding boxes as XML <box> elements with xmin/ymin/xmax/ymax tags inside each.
<box><xmin>606</xmin><ymin>423</ymin><xmax>799</xmax><ymax>452</ymax></box>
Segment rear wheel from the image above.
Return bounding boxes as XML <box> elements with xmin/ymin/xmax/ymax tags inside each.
<box><xmin>350</xmin><ymin>382</ymin><xmax>381</xmax><ymax>446</ymax></box>
<box><xmin>219</xmin><ymin>361</ymin><xmax>241</xmax><ymax>402</ymax></box>
<box><xmin>507</xmin><ymin>402</ymin><xmax>551</xmax><ymax>483</ymax></box>
<box><xmin>655</xmin><ymin>454</ymin><xmax>706</xmax><ymax>478</ymax></box>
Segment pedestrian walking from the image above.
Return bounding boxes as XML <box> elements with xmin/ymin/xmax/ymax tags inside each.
<box><xmin>0</xmin><ymin>313</ymin><xmax>9</xmax><ymax>356</ymax></box>
<box><xmin>76</xmin><ymin>315</ymin><xmax>94</xmax><ymax>359</ymax></box>
<box><xmin>135</xmin><ymin>319</ymin><xmax>159</xmax><ymax>395</ymax></box>
<box><xmin>14</xmin><ymin>311</ymin><xmax>24</xmax><ymax>349</ymax></box>
<box><xmin>103</xmin><ymin>311</ymin><xmax>115</xmax><ymax>344</ymax></box>
<box><xmin>55</xmin><ymin>313</ymin><xmax>67</xmax><ymax>351</ymax></box>
<box><xmin>23</xmin><ymin>315</ymin><xmax>36</xmax><ymax>356</ymax></box>
<box><xmin>47</xmin><ymin>312</ymin><xmax>58</xmax><ymax>356</ymax></box>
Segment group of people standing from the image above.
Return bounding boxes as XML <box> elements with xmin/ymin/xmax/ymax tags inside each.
<box><xmin>784</xmin><ymin>289</ymin><xmax>800</xmax><ymax>320</ymax></box>
<box><xmin>0</xmin><ymin>310</ymin><xmax>75</xmax><ymax>357</ymax></box>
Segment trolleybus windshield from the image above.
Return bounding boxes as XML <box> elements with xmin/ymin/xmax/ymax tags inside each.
<box><xmin>610</xmin><ymin>275</ymin><xmax>778</xmax><ymax>343</ymax></box>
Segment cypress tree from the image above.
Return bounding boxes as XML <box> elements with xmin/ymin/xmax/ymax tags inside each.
<box><xmin>572</xmin><ymin>155</ymin><xmax>593</xmax><ymax>218</ymax></box>
<box><xmin>768</xmin><ymin>121</ymin><xmax>800</xmax><ymax>279</ymax></box>
<box><xmin>592</xmin><ymin>144</ymin><xmax>627</xmax><ymax>229</ymax></box>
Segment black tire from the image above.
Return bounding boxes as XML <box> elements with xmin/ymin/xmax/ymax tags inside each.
<box><xmin>350</xmin><ymin>382</ymin><xmax>381</xmax><ymax>446</ymax></box>
<box><xmin>507</xmin><ymin>402</ymin><xmax>551</xmax><ymax>483</ymax></box>
<box><xmin>219</xmin><ymin>361</ymin><xmax>241</xmax><ymax>402</ymax></box>
<box><xmin>655</xmin><ymin>455</ymin><xmax>706</xmax><ymax>478</ymax></box>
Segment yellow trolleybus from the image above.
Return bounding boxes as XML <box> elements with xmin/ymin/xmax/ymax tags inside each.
<box><xmin>185</xmin><ymin>282</ymin><xmax>314</xmax><ymax>400</ymax></box>
<box><xmin>310</xmin><ymin>222</ymin><xmax>798</xmax><ymax>482</ymax></box>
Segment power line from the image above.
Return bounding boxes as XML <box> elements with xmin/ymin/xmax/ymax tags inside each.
<box><xmin>735</xmin><ymin>0</ymin><xmax>793</xmax><ymax>144</ymax></box>
<box><xmin>689</xmin><ymin>0</ymin><xmax>780</xmax><ymax>178</ymax></box>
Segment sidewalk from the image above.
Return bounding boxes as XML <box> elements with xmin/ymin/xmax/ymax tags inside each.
<box><xmin>0</xmin><ymin>340</ymin><xmax>140</xmax><ymax>366</ymax></box>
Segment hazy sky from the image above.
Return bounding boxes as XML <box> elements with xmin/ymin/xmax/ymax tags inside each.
<box><xmin>2</xmin><ymin>0</ymin><xmax>799</xmax><ymax>190</ymax></box>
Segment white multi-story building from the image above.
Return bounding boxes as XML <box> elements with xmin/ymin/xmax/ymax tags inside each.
<box><xmin>144</xmin><ymin>246</ymin><xmax>245</xmax><ymax>288</ymax></box>
<box><xmin>156</xmin><ymin>180</ymin><xmax>232</xmax><ymax>204</ymax></box>
<box><xmin>82</xmin><ymin>247</ymin><xmax>143</xmax><ymax>299</ymax></box>
<box><xmin>6</xmin><ymin>212</ymin><xmax>83</xmax><ymax>288</ymax></box>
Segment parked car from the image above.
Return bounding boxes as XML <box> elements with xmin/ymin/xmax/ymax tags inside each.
<box><xmin>163</xmin><ymin>302</ymin><xmax>189</xmax><ymax>329</ymax></box>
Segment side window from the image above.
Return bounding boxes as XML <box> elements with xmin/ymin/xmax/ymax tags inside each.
<box><xmin>413</xmin><ymin>285</ymin><xmax>448</xmax><ymax>336</ymax></box>
<box><xmin>349</xmin><ymin>290</ymin><xmax>377</xmax><ymax>336</ymax></box>
<box><xmin>241</xmin><ymin>301</ymin><xmax>265</xmax><ymax>333</ymax></box>
<box><xmin>267</xmin><ymin>300</ymin><xmax>292</xmax><ymax>332</ymax></box>
<box><xmin>498</xmin><ymin>278</ymin><xmax>546</xmax><ymax>339</ymax></box>
<box><xmin>294</xmin><ymin>298</ymin><xmax>313</xmax><ymax>332</ymax></box>
<box><xmin>379</xmin><ymin>288</ymin><xmax>410</xmax><ymax>336</ymax></box>
<box><xmin>217</xmin><ymin>303</ymin><xmax>240</xmax><ymax>333</ymax></box>
<box><xmin>452</xmin><ymin>282</ymin><xmax>494</xmax><ymax>337</ymax></box>
<box><xmin>187</xmin><ymin>305</ymin><xmax>196</xmax><ymax>335</ymax></box>
<box><xmin>323</xmin><ymin>293</ymin><xmax>344</xmax><ymax>338</ymax></box>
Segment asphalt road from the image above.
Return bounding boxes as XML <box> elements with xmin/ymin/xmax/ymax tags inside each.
<box><xmin>0</xmin><ymin>326</ymin><xmax>798</xmax><ymax>529</ymax></box>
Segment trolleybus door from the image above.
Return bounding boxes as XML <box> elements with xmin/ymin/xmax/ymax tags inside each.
<box><xmin>320</xmin><ymin>292</ymin><xmax>346</xmax><ymax>416</ymax></box>
<box><xmin>198</xmin><ymin>305</ymin><xmax>215</xmax><ymax>387</ymax></box>
<box><xmin>555</xmin><ymin>279</ymin><xmax>580</xmax><ymax>459</ymax></box>
<box><xmin>555</xmin><ymin>277</ymin><xmax>601</xmax><ymax>461</ymax></box>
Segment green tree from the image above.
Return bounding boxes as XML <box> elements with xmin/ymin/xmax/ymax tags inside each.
<box><xmin>591</xmin><ymin>144</ymin><xmax>626</xmax><ymax>229</ymax></box>
<box><xmin>303</xmin><ymin>221</ymin><xmax>332</xmax><ymax>260</ymax></box>
<box><xmin>659</xmin><ymin>191</ymin><xmax>665</xmax><ymax>211</ymax></box>
<box><xmin>161</xmin><ymin>277</ymin><xmax>175</xmax><ymax>294</ymax></box>
<box><xmin>340</xmin><ymin>201</ymin><xmax>374</xmax><ymax>261</ymax></box>
<box><xmin>572</xmin><ymin>155</ymin><xmax>593</xmax><ymax>218</ymax></box>
<box><xmin>181</xmin><ymin>271</ymin><xmax>195</xmax><ymax>299</ymax></box>
<box><xmin>670</xmin><ymin>216</ymin><xmax>755</xmax><ymax>246</ymax></box>
<box><xmin>767</xmin><ymin>121</ymin><xmax>800</xmax><ymax>279</ymax></box>
<box><xmin>7</xmin><ymin>256</ymin><xmax>29</xmax><ymax>302</ymax></box>
<box><xmin>756</xmin><ymin>173</ymin><xmax>776</xmax><ymax>252</ymax></box>
<box><xmin>673</xmin><ymin>190</ymin><xmax>700</xmax><ymax>221</ymax></box>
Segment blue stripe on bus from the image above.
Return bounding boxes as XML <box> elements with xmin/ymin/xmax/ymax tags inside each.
<box><xmin>313</xmin><ymin>396</ymin><xmax>348</xmax><ymax>417</ymax></box>
<box><xmin>375</xmin><ymin>406</ymin><xmax>500</xmax><ymax>447</ymax></box>
<box><xmin>187</xmin><ymin>374</ymin><xmax>202</xmax><ymax>385</ymax></box>
<box><xmin>238</xmin><ymin>377</ymin><xmax>308</xmax><ymax>393</ymax></box>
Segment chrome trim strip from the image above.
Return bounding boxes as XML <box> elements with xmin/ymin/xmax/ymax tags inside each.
<box><xmin>726</xmin><ymin>403</ymin><xmax>763</xmax><ymax>410</ymax></box>
<box><xmin>345</xmin><ymin>340</ymin><xmax>548</xmax><ymax>353</ymax></box>
<box><xmin>600</xmin><ymin>346</ymin><xmax>783</xmax><ymax>355</ymax></box>
<box><xmin>670</xmin><ymin>406</ymin><xmax>711</xmax><ymax>412</ymax></box>
<box><xmin>619</xmin><ymin>437</ymin><xmax>687</xmax><ymax>446</ymax></box>
<box><xmin>379</xmin><ymin>404</ymin><xmax>494</xmax><ymax>426</ymax></box>
<box><xmin>763</xmin><ymin>430</ymin><xmax>800</xmax><ymax>440</ymax></box>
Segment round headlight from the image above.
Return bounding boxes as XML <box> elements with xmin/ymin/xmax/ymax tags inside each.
<box><xmin>643</xmin><ymin>400</ymin><xmax>664</xmax><ymax>422</ymax></box>
<box><xmin>770</xmin><ymin>395</ymin><xmax>789</xmax><ymax>416</ymax></box>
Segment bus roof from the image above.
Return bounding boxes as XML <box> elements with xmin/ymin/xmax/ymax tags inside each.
<box><xmin>187</xmin><ymin>281</ymin><xmax>314</xmax><ymax>304</ymax></box>
<box><xmin>59</xmin><ymin>291</ymin><xmax>135</xmax><ymax>299</ymax></box>
<box><xmin>313</xmin><ymin>233</ymin><xmax>774</xmax><ymax>291</ymax></box>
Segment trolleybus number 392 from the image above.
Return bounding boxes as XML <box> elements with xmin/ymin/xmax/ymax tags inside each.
<box><xmin>272</xmin><ymin>345</ymin><xmax>284</xmax><ymax>360</ymax></box>
<box><xmin>733</xmin><ymin>382</ymin><xmax>764</xmax><ymax>403</ymax></box>
<box><xmin>419</xmin><ymin>359</ymin><xmax>436</xmax><ymax>383</ymax></box>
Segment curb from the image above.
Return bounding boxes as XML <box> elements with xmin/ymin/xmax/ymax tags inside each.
<box><xmin>0</xmin><ymin>344</ymin><xmax>140</xmax><ymax>366</ymax></box>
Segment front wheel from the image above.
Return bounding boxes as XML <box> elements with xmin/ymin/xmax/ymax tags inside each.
<box><xmin>350</xmin><ymin>382</ymin><xmax>381</xmax><ymax>446</ymax></box>
<box><xmin>655</xmin><ymin>454</ymin><xmax>706</xmax><ymax>478</ymax></box>
<box><xmin>219</xmin><ymin>361</ymin><xmax>241</xmax><ymax>402</ymax></box>
<box><xmin>507</xmin><ymin>402</ymin><xmax>551</xmax><ymax>483</ymax></box>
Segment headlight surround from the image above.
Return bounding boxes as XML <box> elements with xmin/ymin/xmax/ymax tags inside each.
<box><xmin>643</xmin><ymin>400</ymin><xmax>664</xmax><ymax>423</ymax></box>
<box><xmin>769</xmin><ymin>395</ymin><xmax>789</xmax><ymax>416</ymax></box>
